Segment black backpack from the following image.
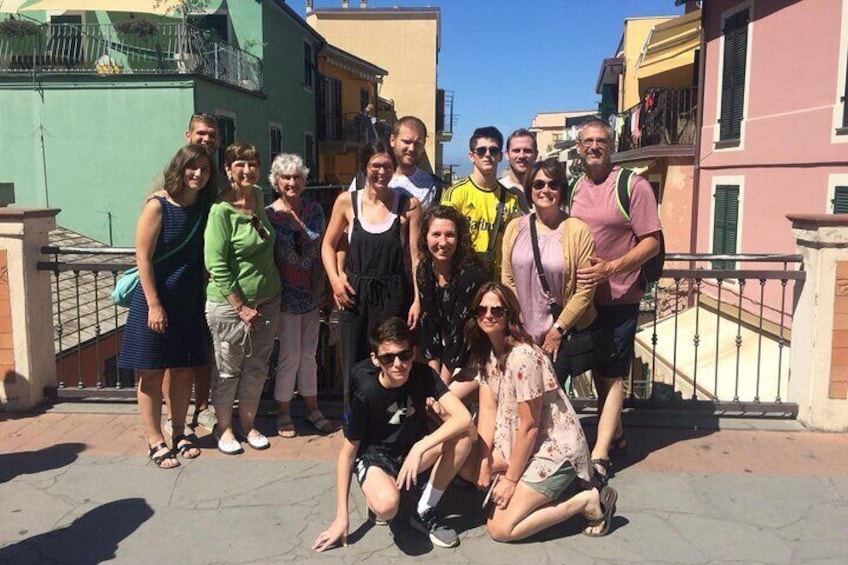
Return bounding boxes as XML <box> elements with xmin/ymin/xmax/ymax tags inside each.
<box><xmin>569</xmin><ymin>168</ymin><xmax>665</xmax><ymax>284</ymax></box>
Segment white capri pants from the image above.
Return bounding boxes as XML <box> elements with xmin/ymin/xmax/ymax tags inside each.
<box><xmin>273</xmin><ymin>308</ymin><xmax>320</xmax><ymax>403</ymax></box>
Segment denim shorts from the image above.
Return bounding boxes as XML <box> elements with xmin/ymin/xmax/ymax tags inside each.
<box><xmin>593</xmin><ymin>303</ymin><xmax>640</xmax><ymax>379</ymax></box>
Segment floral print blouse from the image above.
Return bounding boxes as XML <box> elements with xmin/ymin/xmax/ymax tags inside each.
<box><xmin>480</xmin><ymin>343</ymin><xmax>591</xmax><ymax>484</ymax></box>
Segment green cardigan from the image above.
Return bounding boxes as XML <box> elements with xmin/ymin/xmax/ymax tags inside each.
<box><xmin>204</xmin><ymin>185</ymin><xmax>281</xmax><ymax>303</ymax></box>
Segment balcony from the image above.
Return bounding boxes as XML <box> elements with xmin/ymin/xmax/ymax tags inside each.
<box><xmin>436</xmin><ymin>88</ymin><xmax>454</xmax><ymax>141</ymax></box>
<box><xmin>318</xmin><ymin>111</ymin><xmax>391</xmax><ymax>147</ymax></box>
<box><xmin>615</xmin><ymin>86</ymin><xmax>696</xmax><ymax>159</ymax></box>
<box><xmin>0</xmin><ymin>22</ymin><xmax>262</xmax><ymax>93</ymax></box>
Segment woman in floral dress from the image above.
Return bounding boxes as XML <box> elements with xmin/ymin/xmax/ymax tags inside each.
<box><xmin>463</xmin><ymin>281</ymin><xmax>618</xmax><ymax>541</ymax></box>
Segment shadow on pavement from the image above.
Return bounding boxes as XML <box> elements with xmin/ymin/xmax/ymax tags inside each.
<box><xmin>0</xmin><ymin>442</ymin><xmax>86</xmax><ymax>483</ymax></box>
<box><xmin>0</xmin><ymin>498</ymin><xmax>154</xmax><ymax>565</ymax></box>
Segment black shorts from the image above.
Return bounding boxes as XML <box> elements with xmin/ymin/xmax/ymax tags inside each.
<box><xmin>594</xmin><ymin>303</ymin><xmax>640</xmax><ymax>378</ymax></box>
<box><xmin>354</xmin><ymin>446</ymin><xmax>405</xmax><ymax>486</ymax></box>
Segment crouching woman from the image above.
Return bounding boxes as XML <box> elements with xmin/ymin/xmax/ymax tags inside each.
<box><xmin>464</xmin><ymin>282</ymin><xmax>618</xmax><ymax>541</ymax></box>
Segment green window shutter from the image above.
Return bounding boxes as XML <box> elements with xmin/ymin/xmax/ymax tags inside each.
<box><xmin>833</xmin><ymin>186</ymin><xmax>848</xmax><ymax>214</ymax></box>
<box><xmin>719</xmin><ymin>9</ymin><xmax>749</xmax><ymax>141</ymax></box>
<box><xmin>712</xmin><ymin>184</ymin><xmax>740</xmax><ymax>269</ymax></box>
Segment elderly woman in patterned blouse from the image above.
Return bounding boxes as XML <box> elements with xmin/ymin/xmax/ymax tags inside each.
<box><xmin>462</xmin><ymin>282</ymin><xmax>618</xmax><ymax>541</ymax></box>
<box><xmin>266</xmin><ymin>153</ymin><xmax>333</xmax><ymax>437</ymax></box>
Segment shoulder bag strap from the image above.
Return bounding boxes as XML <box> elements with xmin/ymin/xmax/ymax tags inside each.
<box><xmin>528</xmin><ymin>213</ymin><xmax>555</xmax><ymax>303</ymax></box>
<box><xmin>153</xmin><ymin>203</ymin><xmax>203</xmax><ymax>265</ymax></box>
<box><xmin>615</xmin><ymin>168</ymin><xmax>634</xmax><ymax>221</ymax></box>
<box><xmin>485</xmin><ymin>185</ymin><xmax>506</xmax><ymax>260</ymax></box>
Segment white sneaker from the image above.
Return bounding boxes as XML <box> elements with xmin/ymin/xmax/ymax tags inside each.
<box><xmin>246</xmin><ymin>432</ymin><xmax>270</xmax><ymax>450</ymax></box>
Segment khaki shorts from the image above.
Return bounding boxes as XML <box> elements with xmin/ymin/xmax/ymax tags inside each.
<box><xmin>522</xmin><ymin>461</ymin><xmax>577</xmax><ymax>501</ymax></box>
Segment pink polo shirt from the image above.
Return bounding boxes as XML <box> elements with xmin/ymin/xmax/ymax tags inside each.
<box><xmin>570</xmin><ymin>167</ymin><xmax>661</xmax><ymax>305</ymax></box>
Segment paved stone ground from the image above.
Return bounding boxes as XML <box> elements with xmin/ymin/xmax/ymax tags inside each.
<box><xmin>1</xmin><ymin>407</ymin><xmax>847</xmax><ymax>564</ymax></box>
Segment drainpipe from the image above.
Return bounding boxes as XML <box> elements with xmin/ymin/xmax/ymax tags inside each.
<box><xmin>689</xmin><ymin>7</ymin><xmax>707</xmax><ymax>256</ymax></box>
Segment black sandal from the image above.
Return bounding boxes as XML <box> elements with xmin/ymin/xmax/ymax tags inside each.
<box><xmin>583</xmin><ymin>485</ymin><xmax>618</xmax><ymax>537</ymax></box>
<box><xmin>591</xmin><ymin>457</ymin><xmax>612</xmax><ymax>487</ymax></box>
<box><xmin>148</xmin><ymin>442</ymin><xmax>179</xmax><ymax>469</ymax></box>
<box><xmin>609</xmin><ymin>433</ymin><xmax>628</xmax><ymax>457</ymax></box>
<box><xmin>173</xmin><ymin>435</ymin><xmax>201</xmax><ymax>459</ymax></box>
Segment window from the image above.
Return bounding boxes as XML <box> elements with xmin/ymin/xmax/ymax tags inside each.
<box><xmin>214</xmin><ymin>112</ymin><xmax>236</xmax><ymax>173</ymax></box>
<box><xmin>360</xmin><ymin>88</ymin><xmax>370</xmax><ymax>111</ymax></box>
<box><xmin>718</xmin><ymin>8</ymin><xmax>749</xmax><ymax>143</ymax></box>
<box><xmin>712</xmin><ymin>184</ymin><xmax>740</xmax><ymax>269</ymax></box>
<box><xmin>269</xmin><ymin>124</ymin><xmax>282</xmax><ymax>164</ymax></box>
<box><xmin>318</xmin><ymin>77</ymin><xmax>342</xmax><ymax>140</ymax></box>
<box><xmin>842</xmin><ymin>47</ymin><xmax>848</xmax><ymax>130</ymax></box>
<box><xmin>304</xmin><ymin>42</ymin><xmax>314</xmax><ymax>89</ymax></box>
<box><xmin>48</xmin><ymin>14</ymin><xmax>83</xmax><ymax>67</ymax></box>
<box><xmin>833</xmin><ymin>186</ymin><xmax>848</xmax><ymax>214</ymax></box>
<box><xmin>304</xmin><ymin>132</ymin><xmax>316</xmax><ymax>182</ymax></box>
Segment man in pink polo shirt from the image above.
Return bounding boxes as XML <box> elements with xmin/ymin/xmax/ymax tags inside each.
<box><xmin>569</xmin><ymin>118</ymin><xmax>661</xmax><ymax>484</ymax></box>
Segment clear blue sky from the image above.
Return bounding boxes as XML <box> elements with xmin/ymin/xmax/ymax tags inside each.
<box><xmin>296</xmin><ymin>0</ymin><xmax>684</xmax><ymax>174</ymax></box>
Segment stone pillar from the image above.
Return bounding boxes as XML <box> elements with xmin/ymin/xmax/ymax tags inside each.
<box><xmin>788</xmin><ymin>214</ymin><xmax>848</xmax><ymax>431</ymax></box>
<box><xmin>0</xmin><ymin>209</ymin><xmax>59</xmax><ymax>411</ymax></box>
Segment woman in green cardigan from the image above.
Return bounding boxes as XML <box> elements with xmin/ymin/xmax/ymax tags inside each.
<box><xmin>204</xmin><ymin>142</ymin><xmax>281</xmax><ymax>455</ymax></box>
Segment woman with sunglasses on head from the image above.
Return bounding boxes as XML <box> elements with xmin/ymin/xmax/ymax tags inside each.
<box><xmin>121</xmin><ymin>144</ymin><xmax>216</xmax><ymax>468</ymax></box>
<box><xmin>501</xmin><ymin>159</ymin><xmax>597</xmax><ymax>376</ymax></box>
<box><xmin>416</xmin><ymin>205</ymin><xmax>488</xmax><ymax>393</ymax></box>
<box><xmin>204</xmin><ymin>142</ymin><xmax>281</xmax><ymax>455</ymax></box>
<box><xmin>321</xmin><ymin>139</ymin><xmax>422</xmax><ymax>416</ymax></box>
<box><xmin>265</xmin><ymin>153</ymin><xmax>333</xmax><ymax>438</ymax></box>
<box><xmin>463</xmin><ymin>282</ymin><xmax>617</xmax><ymax>540</ymax></box>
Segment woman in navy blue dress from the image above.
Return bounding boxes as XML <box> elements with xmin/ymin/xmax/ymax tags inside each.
<box><xmin>119</xmin><ymin>144</ymin><xmax>217</xmax><ymax>468</ymax></box>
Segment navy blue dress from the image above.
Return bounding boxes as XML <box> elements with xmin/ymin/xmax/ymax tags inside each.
<box><xmin>119</xmin><ymin>197</ymin><xmax>209</xmax><ymax>370</ymax></box>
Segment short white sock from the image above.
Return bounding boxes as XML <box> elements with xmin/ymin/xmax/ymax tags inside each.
<box><xmin>417</xmin><ymin>483</ymin><xmax>444</xmax><ymax>515</ymax></box>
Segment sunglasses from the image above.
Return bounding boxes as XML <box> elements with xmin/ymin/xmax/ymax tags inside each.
<box><xmin>475</xmin><ymin>305</ymin><xmax>506</xmax><ymax>319</ymax></box>
<box><xmin>473</xmin><ymin>146</ymin><xmax>502</xmax><ymax>158</ymax></box>
<box><xmin>531</xmin><ymin>179</ymin><xmax>563</xmax><ymax>191</ymax></box>
<box><xmin>376</xmin><ymin>348</ymin><xmax>414</xmax><ymax>365</ymax></box>
<box><xmin>250</xmin><ymin>214</ymin><xmax>269</xmax><ymax>240</ymax></box>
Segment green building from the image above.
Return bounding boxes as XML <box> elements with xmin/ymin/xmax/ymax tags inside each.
<box><xmin>0</xmin><ymin>1</ymin><xmax>323</xmax><ymax>245</ymax></box>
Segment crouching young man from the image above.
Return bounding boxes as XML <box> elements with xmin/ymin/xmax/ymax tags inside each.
<box><xmin>313</xmin><ymin>317</ymin><xmax>474</xmax><ymax>551</ymax></box>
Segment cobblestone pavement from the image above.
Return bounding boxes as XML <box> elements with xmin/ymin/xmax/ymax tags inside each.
<box><xmin>1</xmin><ymin>408</ymin><xmax>847</xmax><ymax>564</ymax></box>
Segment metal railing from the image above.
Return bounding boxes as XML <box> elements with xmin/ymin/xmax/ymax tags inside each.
<box><xmin>0</xmin><ymin>22</ymin><xmax>262</xmax><ymax>92</ymax></box>
<box><xmin>436</xmin><ymin>88</ymin><xmax>454</xmax><ymax>137</ymax></box>
<box><xmin>617</xmin><ymin>86</ymin><xmax>697</xmax><ymax>152</ymax></box>
<box><xmin>318</xmin><ymin>112</ymin><xmax>381</xmax><ymax>145</ymax></box>
<box><xmin>37</xmin><ymin>246</ymin><xmax>804</xmax><ymax>416</ymax></box>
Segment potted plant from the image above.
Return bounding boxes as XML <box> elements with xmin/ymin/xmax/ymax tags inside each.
<box><xmin>114</xmin><ymin>17</ymin><xmax>158</xmax><ymax>38</ymax></box>
<box><xmin>0</xmin><ymin>17</ymin><xmax>40</xmax><ymax>38</ymax></box>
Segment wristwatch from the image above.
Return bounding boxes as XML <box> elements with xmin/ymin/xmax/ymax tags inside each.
<box><xmin>553</xmin><ymin>322</ymin><xmax>566</xmax><ymax>335</ymax></box>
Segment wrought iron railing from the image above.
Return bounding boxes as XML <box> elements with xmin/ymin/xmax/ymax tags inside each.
<box><xmin>37</xmin><ymin>245</ymin><xmax>804</xmax><ymax>416</ymax></box>
<box><xmin>617</xmin><ymin>86</ymin><xmax>697</xmax><ymax>152</ymax></box>
<box><xmin>318</xmin><ymin>112</ymin><xmax>381</xmax><ymax>145</ymax></box>
<box><xmin>0</xmin><ymin>22</ymin><xmax>262</xmax><ymax>92</ymax></box>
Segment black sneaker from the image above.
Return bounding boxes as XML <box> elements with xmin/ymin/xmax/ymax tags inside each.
<box><xmin>368</xmin><ymin>509</ymin><xmax>388</xmax><ymax>526</ymax></box>
<box><xmin>409</xmin><ymin>508</ymin><xmax>459</xmax><ymax>548</ymax></box>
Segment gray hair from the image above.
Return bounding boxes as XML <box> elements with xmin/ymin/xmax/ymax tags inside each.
<box><xmin>577</xmin><ymin>118</ymin><xmax>614</xmax><ymax>142</ymax></box>
<box><xmin>268</xmin><ymin>153</ymin><xmax>309</xmax><ymax>186</ymax></box>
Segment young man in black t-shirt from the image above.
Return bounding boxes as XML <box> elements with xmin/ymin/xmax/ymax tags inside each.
<box><xmin>313</xmin><ymin>318</ymin><xmax>474</xmax><ymax>551</ymax></box>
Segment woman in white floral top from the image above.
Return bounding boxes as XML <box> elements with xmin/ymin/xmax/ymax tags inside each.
<box><xmin>463</xmin><ymin>282</ymin><xmax>618</xmax><ymax>540</ymax></box>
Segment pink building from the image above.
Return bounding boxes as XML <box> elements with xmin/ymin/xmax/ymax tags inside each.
<box><xmin>694</xmin><ymin>0</ymin><xmax>848</xmax><ymax>260</ymax></box>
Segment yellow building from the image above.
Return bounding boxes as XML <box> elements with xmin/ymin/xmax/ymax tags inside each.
<box><xmin>306</xmin><ymin>1</ymin><xmax>450</xmax><ymax>174</ymax></box>
<box><xmin>316</xmin><ymin>44</ymin><xmax>387</xmax><ymax>185</ymax></box>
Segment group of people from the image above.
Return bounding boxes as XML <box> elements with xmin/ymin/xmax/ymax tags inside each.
<box><xmin>119</xmin><ymin>110</ymin><xmax>662</xmax><ymax>548</ymax></box>
<box><xmin>120</xmin><ymin>113</ymin><xmax>334</xmax><ymax>469</ymax></box>
<box><xmin>314</xmin><ymin>118</ymin><xmax>661</xmax><ymax>549</ymax></box>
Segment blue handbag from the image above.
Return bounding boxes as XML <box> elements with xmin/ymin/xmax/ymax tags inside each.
<box><xmin>111</xmin><ymin>213</ymin><xmax>203</xmax><ymax>307</ymax></box>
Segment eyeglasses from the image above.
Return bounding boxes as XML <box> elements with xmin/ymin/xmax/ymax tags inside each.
<box><xmin>376</xmin><ymin>348</ymin><xmax>414</xmax><ymax>365</ymax></box>
<box><xmin>475</xmin><ymin>305</ymin><xmax>506</xmax><ymax>319</ymax></box>
<box><xmin>250</xmin><ymin>214</ymin><xmax>269</xmax><ymax>240</ymax></box>
<box><xmin>367</xmin><ymin>162</ymin><xmax>394</xmax><ymax>172</ymax></box>
<box><xmin>531</xmin><ymin>179</ymin><xmax>563</xmax><ymax>191</ymax></box>
<box><xmin>472</xmin><ymin>146</ymin><xmax>502</xmax><ymax>158</ymax></box>
<box><xmin>579</xmin><ymin>137</ymin><xmax>610</xmax><ymax>147</ymax></box>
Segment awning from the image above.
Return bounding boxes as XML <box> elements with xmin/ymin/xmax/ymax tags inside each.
<box><xmin>19</xmin><ymin>0</ymin><xmax>178</xmax><ymax>14</ymax></box>
<box><xmin>595</xmin><ymin>56</ymin><xmax>623</xmax><ymax>94</ymax></box>
<box><xmin>636</xmin><ymin>9</ymin><xmax>701</xmax><ymax>80</ymax></box>
<box><xmin>0</xmin><ymin>0</ymin><xmax>39</xmax><ymax>12</ymax></box>
<box><xmin>634</xmin><ymin>303</ymin><xmax>790</xmax><ymax>402</ymax></box>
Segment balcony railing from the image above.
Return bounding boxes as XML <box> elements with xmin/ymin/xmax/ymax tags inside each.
<box><xmin>37</xmin><ymin>244</ymin><xmax>803</xmax><ymax>418</ymax></box>
<box><xmin>617</xmin><ymin>86</ymin><xmax>697</xmax><ymax>152</ymax></box>
<box><xmin>436</xmin><ymin>88</ymin><xmax>454</xmax><ymax>139</ymax></box>
<box><xmin>319</xmin><ymin>111</ymin><xmax>387</xmax><ymax>145</ymax></box>
<box><xmin>0</xmin><ymin>22</ymin><xmax>262</xmax><ymax>92</ymax></box>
